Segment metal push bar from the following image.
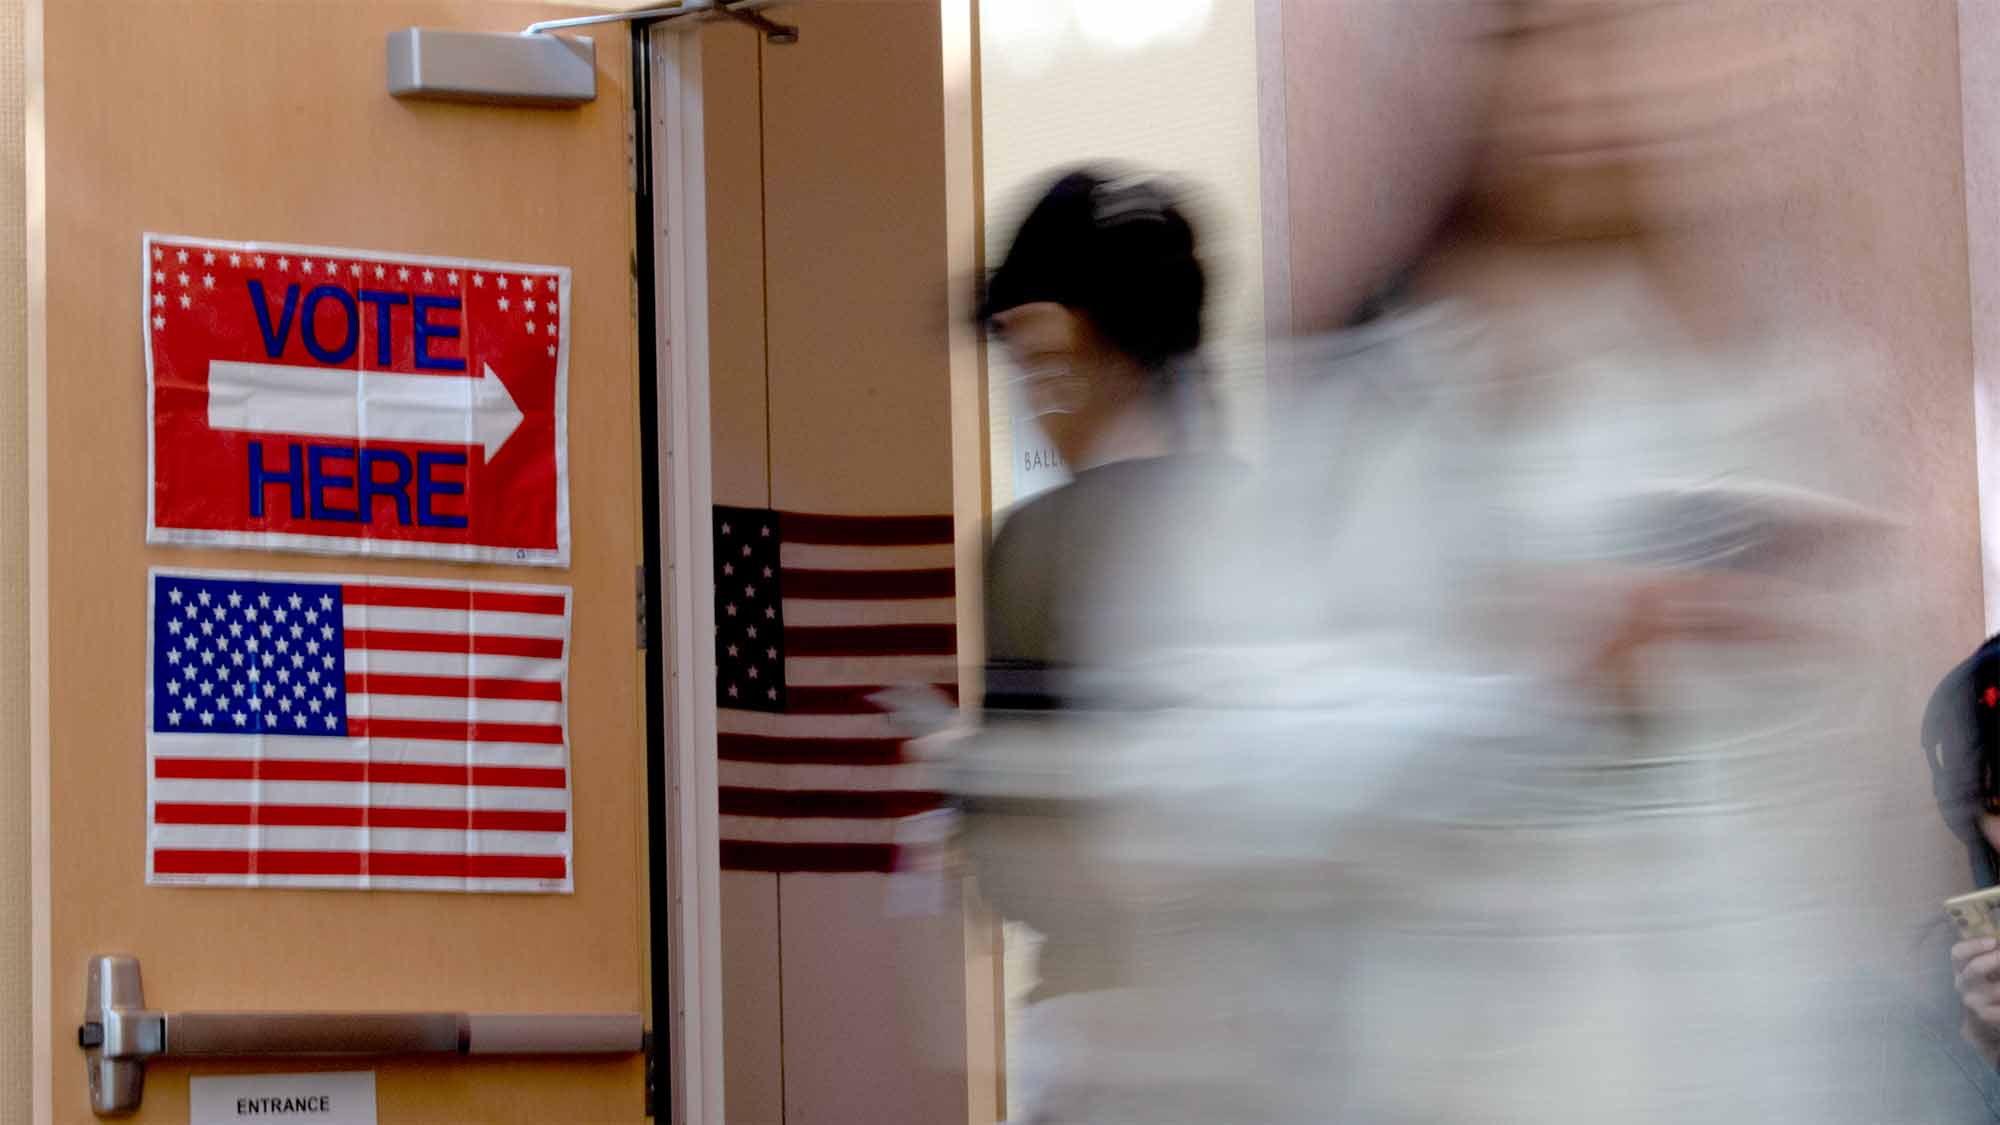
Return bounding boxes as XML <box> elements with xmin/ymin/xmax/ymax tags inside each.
<box><xmin>79</xmin><ymin>955</ymin><xmax>645</xmax><ymax>1116</ymax></box>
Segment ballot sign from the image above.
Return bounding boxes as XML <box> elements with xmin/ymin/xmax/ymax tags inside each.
<box><xmin>145</xmin><ymin>234</ymin><xmax>570</xmax><ymax>565</ymax></box>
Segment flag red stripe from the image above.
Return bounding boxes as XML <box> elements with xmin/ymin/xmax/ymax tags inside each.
<box><xmin>781</xmin><ymin>568</ymin><xmax>954</xmax><ymax>600</ymax></box>
<box><xmin>760</xmin><ymin>684</ymin><xmax>960</xmax><ymax>715</ymax></box>
<box><xmin>152</xmin><ymin>849</ymin><xmax>568</xmax><ymax>879</ymax></box>
<box><xmin>783</xmin><ymin>624</ymin><xmax>956</xmax><ymax>658</ymax></box>
<box><xmin>718</xmin><ymin>840</ymin><xmax>899</xmax><ymax>874</ymax></box>
<box><xmin>718</xmin><ymin>734</ymin><xmax>905</xmax><ymax>766</ymax></box>
<box><xmin>345</xmin><ymin>717</ymin><xmax>565</xmax><ymax>745</ymax></box>
<box><xmin>778</xmin><ymin>512</ymin><xmax>953</xmax><ymax>546</ymax></box>
<box><xmin>153</xmin><ymin>802</ymin><xmax>567</xmax><ymax>832</ymax></box>
<box><xmin>345</xmin><ymin>673</ymin><xmax>564</xmax><ymax>702</ymax></box>
<box><xmin>719</xmin><ymin>788</ymin><xmax>946</xmax><ymax>819</ymax></box>
<box><xmin>340</xmin><ymin>586</ymin><xmax>568</xmax><ymax>615</ymax></box>
<box><xmin>154</xmin><ymin>758</ymin><xmax>567</xmax><ymax>788</ymax></box>
<box><xmin>345</xmin><ymin>629</ymin><xmax>564</xmax><ymax>659</ymax></box>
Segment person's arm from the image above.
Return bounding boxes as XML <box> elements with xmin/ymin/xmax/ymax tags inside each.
<box><xmin>1557</xmin><ymin>480</ymin><xmax>1890</xmax><ymax>713</ymax></box>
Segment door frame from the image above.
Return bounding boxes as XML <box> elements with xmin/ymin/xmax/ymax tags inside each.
<box><xmin>26</xmin><ymin>0</ymin><xmax>52</xmax><ymax>1115</ymax></box>
<box><xmin>636</xmin><ymin>21</ymin><xmax>726</xmax><ymax>1125</ymax></box>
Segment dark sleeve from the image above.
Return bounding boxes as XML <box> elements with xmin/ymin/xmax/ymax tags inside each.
<box><xmin>982</xmin><ymin>499</ymin><xmax>1065</xmax><ymax>711</ymax></box>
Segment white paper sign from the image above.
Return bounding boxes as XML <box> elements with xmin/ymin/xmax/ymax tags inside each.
<box><xmin>1003</xmin><ymin>369</ymin><xmax>1070</xmax><ymax>505</ymax></box>
<box><xmin>190</xmin><ymin>1070</ymin><xmax>377</xmax><ymax>1125</ymax></box>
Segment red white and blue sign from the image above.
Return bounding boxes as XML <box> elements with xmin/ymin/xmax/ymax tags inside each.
<box><xmin>145</xmin><ymin>234</ymin><xmax>570</xmax><ymax>566</ymax></box>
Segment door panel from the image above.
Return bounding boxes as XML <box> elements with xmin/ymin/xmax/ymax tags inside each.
<box><xmin>719</xmin><ymin>873</ymin><xmax>781</xmax><ymax>1125</ymax></box>
<box><xmin>698</xmin><ymin>4</ymin><xmax>980</xmax><ymax>1123</ymax></box>
<box><xmin>36</xmin><ymin>3</ymin><xmax>646</xmax><ymax>1120</ymax></box>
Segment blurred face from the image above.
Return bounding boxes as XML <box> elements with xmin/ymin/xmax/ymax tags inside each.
<box><xmin>1473</xmin><ymin>0</ymin><xmax>1824</xmax><ymax>241</ymax></box>
<box><xmin>989</xmin><ymin>300</ymin><xmax>1141</xmax><ymax>463</ymax></box>
<box><xmin>990</xmin><ymin>301</ymin><xmax>1094</xmax><ymax>418</ymax></box>
<box><xmin>1984</xmin><ymin>812</ymin><xmax>2000</xmax><ymax>861</ymax></box>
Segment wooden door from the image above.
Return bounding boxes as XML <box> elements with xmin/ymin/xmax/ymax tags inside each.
<box><xmin>31</xmin><ymin>3</ymin><xmax>650</xmax><ymax>1120</ymax></box>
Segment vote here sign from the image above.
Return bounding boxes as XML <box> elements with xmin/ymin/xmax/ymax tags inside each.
<box><xmin>145</xmin><ymin>234</ymin><xmax>570</xmax><ymax>566</ymax></box>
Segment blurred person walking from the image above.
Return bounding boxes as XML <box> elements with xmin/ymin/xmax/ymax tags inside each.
<box><xmin>951</xmin><ymin>168</ymin><xmax>1257</xmax><ymax>1120</ymax></box>
<box><xmin>946</xmin><ymin>3</ymin><xmax>1938</xmax><ymax>1122</ymax></box>
<box><xmin>1271</xmin><ymin>4</ymin><xmax>1933</xmax><ymax>1122</ymax></box>
<box><xmin>977</xmin><ymin>168</ymin><xmax>1233</xmax><ymax>693</ymax></box>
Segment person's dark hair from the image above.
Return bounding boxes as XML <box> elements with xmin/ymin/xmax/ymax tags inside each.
<box><xmin>1922</xmin><ymin>634</ymin><xmax>2000</xmax><ymax>887</ymax></box>
<box><xmin>980</xmin><ymin>168</ymin><xmax>1206</xmax><ymax>370</ymax></box>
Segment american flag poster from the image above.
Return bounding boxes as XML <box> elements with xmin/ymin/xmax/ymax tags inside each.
<box><xmin>714</xmin><ymin>507</ymin><xmax>958</xmax><ymax>873</ymax></box>
<box><xmin>146</xmin><ymin>568</ymin><xmax>574</xmax><ymax>892</ymax></box>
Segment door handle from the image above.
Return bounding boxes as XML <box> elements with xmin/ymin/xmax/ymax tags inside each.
<box><xmin>78</xmin><ymin>954</ymin><xmax>644</xmax><ymax>1116</ymax></box>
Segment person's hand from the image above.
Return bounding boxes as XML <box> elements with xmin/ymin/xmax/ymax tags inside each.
<box><xmin>901</xmin><ymin>725</ymin><xmax>967</xmax><ymax>768</ymax></box>
<box><xmin>1538</xmin><ymin>565</ymin><xmax>1810</xmax><ymax>715</ymax></box>
<box><xmin>1953</xmin><ymin>937</ymin><xmax>2000</xmax><ymax>1061</ymax></box>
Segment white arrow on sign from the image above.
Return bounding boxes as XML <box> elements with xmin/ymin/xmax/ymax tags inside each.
<box><xmin>205</xmin><ymin>360</ymin><xmax>524</xmax><ymax>460</ymax></box>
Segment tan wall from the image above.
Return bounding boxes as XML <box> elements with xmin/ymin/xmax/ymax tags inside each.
<box><xmin>1272</xmin><ymin>0</ymin><xmax>1982</xmax><ymax>947</ymax></box>
<box><xmin>702</xmin><ymin>5</ymin><xmax>980</xmax><ymax>1123</ymax></box>
<box><xmin>1962</xmin><ymin>0</ymin><xmax>2000</xmax><ymax>632</ymax></box>
<box><xmin>1821</xmin><ymin>0</ymin><xmax>1988</xmax><ymax>929</ymax></box>
<box><xmin>1272</xmin><ymin>0</ymin><xmax>1490</xmax><ymax>336</ymax></box>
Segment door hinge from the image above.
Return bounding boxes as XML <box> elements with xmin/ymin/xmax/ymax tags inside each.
<box><xmin>642</xmin><ymin>1029</ymin><xmax>657</xmax><ymax>1117</ymax></box>
<box><xmin>625</xmin><ymin>105</ymin><xmax>641</xmax><ymax>195</ymax></box>
<box><xmin>636</xmin><ymin>564</ymin><xmax>650</xmax><ymax>650</ymax></box>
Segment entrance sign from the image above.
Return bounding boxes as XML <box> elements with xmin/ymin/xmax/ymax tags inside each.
<box><xmin>145</xmin><ymin>234</ymin><xmax>570</xmax><ymax>565</ymax></box>
<box><xmin>146</xmin><ymin>568</ymin><xmax>575</xmax><ymax>893</ymax></box>
<box><xmin>191</xmin><ymin>1071</ymin><xmax>377</xmax><ymax>1125</ymax></box>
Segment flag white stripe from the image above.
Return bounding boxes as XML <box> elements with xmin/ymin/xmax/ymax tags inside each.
<box><xmin>719</xmin><ymin>816</ymin><xmax>902</xmax><ymax>845</ymax></box>
<box><xmin>348</xmin><ymin>693</ymin><xmax>562</xmax><ymax>726</ymax></box>
<box><xmin>717</xmin><ymin>709</ymin><xmax>906</xmax><ymax>740</ymax></box>
<box><xmin>363</xmin><ymin>781</ymin><xmax>568</xmax><ymax>810</ymax></box>
<box><xmin>151</xmin><ymin>824</ymin><xmax>570</xmax><ymax>855</ymax></box>
<box><xmin>342</xmin><ymin>650</ymin><xmax>564</xmax><ymax>680</ymax></box>
<box><xmin>778</xmin><ymin>542</ymin><xmax>953</xmax><ymax>570</ymax></box>
<box><xmin>150</xmin><ymin>733</ymin><xmax>567</xmax><ymax>767</ymax></box>
<box><xmin>151</xmin><ymin>779</ymin><xmax>569</xmax><ymax>811</ymax></box>
<box><xmin>719</xmin><ymin>761</ymin><xmax>934</xmax><ymax>792</ymax></box>
<box><xmin>783</xmin><ymin>656</ymin><xmax>959</xmax><ymax>687</ymax></box>
<box><xmin>780</xmin><ymin>598</ymin><xmax>956</xmax><ymax>627</ymax></box>
<box><xmin>341</xmin><ymin>605</ymin><xmax>568</xmax><ymax>639</ymax></box>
